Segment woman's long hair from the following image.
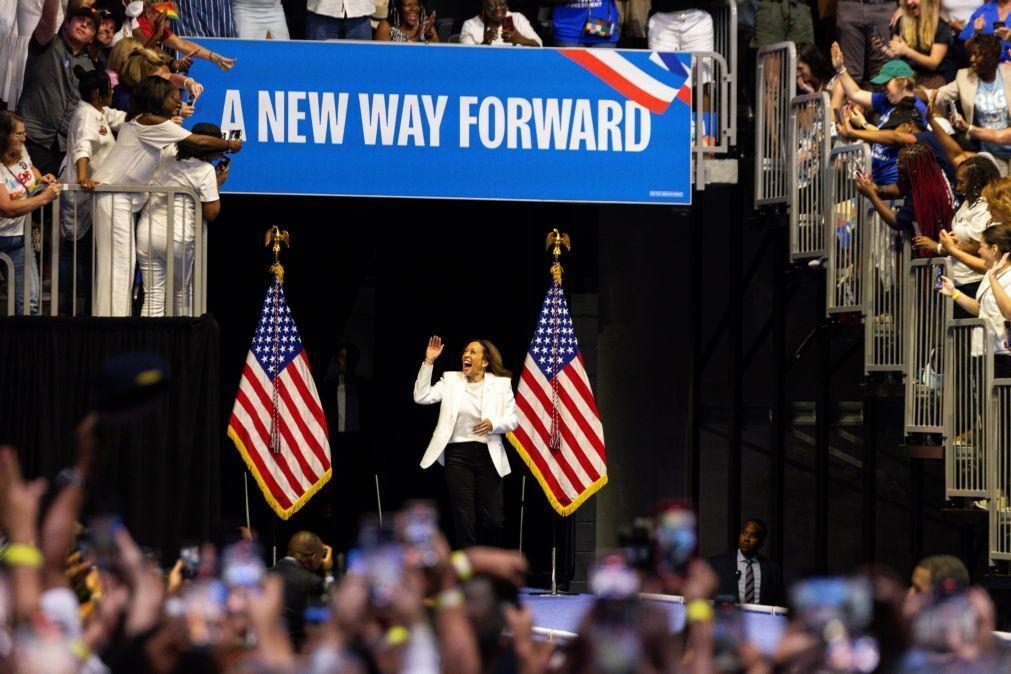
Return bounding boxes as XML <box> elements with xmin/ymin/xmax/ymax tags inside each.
<box><xmin>899</xmin><ymin>0</ymin><xmax>940</xmax><ymax>52</ymax></box>
<box><xmin>983</xmin><ymin>176</ymin><xmax>1011</xmax><ymax>223</ymax></box>
<box><xmin>959</xmin><ymin>156</ymin><xmax>1000</xmax><ymax>208</ymax></box>
<box><xmin>474</xmin><ymin>339</ymin><xmax>511</xmax><ymax>378</ymax></box>
<box><xmin>0</xmin><ymin>111</ymin><xmax>24</xmax><ymax>166</ymax></box>
<box><xmin>797</xmin><ymin>42</ymin><xmax>835</xmax><ymax>90</ymax></box>
<box><xmin>981</xmin><ymin>223</ymin><xmax>1011</xmax><ymax>254</ymax></box>
<box><xmin>899</xmin><ymin>142</ymin><xmax>953</xmax><ymax>242</ymax></box>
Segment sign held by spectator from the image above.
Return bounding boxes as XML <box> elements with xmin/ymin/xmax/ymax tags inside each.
<box><xmin>188</xmin><ymin>39</ymin><xmax>693</xmax><ymax>204</ymax></box>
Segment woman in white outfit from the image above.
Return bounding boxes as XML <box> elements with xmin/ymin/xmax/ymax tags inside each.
<box><xmin>413</xmin><ymin>335</ymin><xmax>518</xmax><ymax>548</ymax></box>
<box><xmin>90</xmin><ymin>76</ymin><xmax>240</xmax><ymax>316</ymax></box>
<box><xmin>232</xmin><ymin>0</ymin><xmax>290</xmax><ymax>38</ymax></box>
<box><xmin>136</xmin><ymin>121</ymin><xmax>227</xmax><ymax>317</ymax></box>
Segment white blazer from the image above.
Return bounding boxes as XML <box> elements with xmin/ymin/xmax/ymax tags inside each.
<box><xmin>413</xmin><ymin>363</ymin><xmax>519</xmax><ymax>477</ymax></box>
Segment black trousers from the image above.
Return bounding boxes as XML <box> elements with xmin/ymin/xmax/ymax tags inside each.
<box><xmin>444</xmin><ymin>441</ymin><xmax>503</xmax><ymax>548</ymax></box>
<box><xmin>25</xmin><ymin>137</ymin><xmax>62</xmax><ymax>178</ymax></box>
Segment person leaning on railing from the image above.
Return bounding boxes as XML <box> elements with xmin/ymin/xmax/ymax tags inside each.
<box><xmin>89</xmin><ymin>77</ymin><xmax>241</xmax><ymax>317</ymax></box>
<box><xmin>832</xmin><ymin>43</ymin><xmax>926</xmax><ymax>186</ymax></box>
<box><xmin>0</xmin><ymin>111</ymin><xmax>61</xmax><ymax>316</ymax></box>
<box><xmin>938</xmin><ymin>213</ymin><xmax>1011</xmax><ymax>379</ymax></box>
<box><xmin>136</xmin><ymin>122</ymin><xmax>229</xmax><ymax>317</ymax></box>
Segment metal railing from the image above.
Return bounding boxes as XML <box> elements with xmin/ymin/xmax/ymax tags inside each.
<box><xmin>864</xmin><ymin>214</ymin><xmax>908</xmax><ymax>374</ymax></box>
<box><xmin>754</xmin><ymin>42</ymin><xmax>796</xmax><ymax>207</ymax></box>
<box><xmin>989</xmin><ymin>379</ymin><xmax>1011</xmax><ymax>562</ymax></box>
<box><xmin>826</xmin><ymin>145</ymin><xmax>867</xmax><ymax>314</ymax></box>
<box><xmin>788</xmin><ymin>92</ymin><xmax>831</xmax><ymax>261</ymax></box>
<box><xmin>710</xmin><ymin>0</ymin><xmax>738</xmax><ymax>146</ymax></box>
<box><xmin>904</xmin><ymin>258</ymin><xmax>951</xmax><ymax>435</ymax></box>
<box><xmin>943</xmin><ymin>318</ymin><xmax>993</xmax><ymax>498</ymax></box>
<box><xmin>692</xmin><ymin>51</ymin><xmax>732</xmax><ymax>190</ymax></box>
<box><xmin>2</xmin><ymin>184</ymin><xmax>208</xmax><ymax>318</ymax></box>
<box><xmin>0</xmin><ymin>251</ymin><xmax>14</xmax><ymax>316</ymax></box>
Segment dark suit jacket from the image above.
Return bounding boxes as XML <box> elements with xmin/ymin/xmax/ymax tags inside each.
<box><xmin>272</xmin><ymin>557</ymin><xmax>325</xmax><ymax>645</ymax></box>
<box><xmin>708</xmin><ymin>550</ymin><xmax>786</xmax><ymax>607</ymax></box>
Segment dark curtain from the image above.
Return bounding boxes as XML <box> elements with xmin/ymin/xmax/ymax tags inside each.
<box><xmin>0</xmin><ymin>316</ymin><xmax>221</xmax><ymax>562</ymax></box>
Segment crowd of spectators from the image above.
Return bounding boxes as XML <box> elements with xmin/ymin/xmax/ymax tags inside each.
<box><xmin>0</xmin><ymin>406</ymin><xmax>1005</xmax><ymax>674</ymax></box>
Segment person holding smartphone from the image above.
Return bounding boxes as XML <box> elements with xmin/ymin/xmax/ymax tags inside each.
<box><xmin>460</xmin><ymin>0</ymin><xmax>542</xmax><ymax>45</ymax></box>
<box><xmin>414</xmin><ymin>336</ymin><xmax>518</xmax><ymax>547</ymax></box>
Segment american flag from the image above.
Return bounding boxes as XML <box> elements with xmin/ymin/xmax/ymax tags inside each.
<box><xmin>227</xmin><ymin>275</ymin><xmax>331</xmax><ymax>520</ymax></box>
<box><xmin>507</xmin><ymin>280</ymin><xmax>607</xmax><ymax>516</ymax></box>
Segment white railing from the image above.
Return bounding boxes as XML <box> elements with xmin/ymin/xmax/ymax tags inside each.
<box><xmin>788</xmin><ymin>92</ymin><xmax>831</xmax><ymax>261</ymax></box>
<box><xmin>826</xmin><ymin>145</ymin><xmax>867</xmax><ymax>314</ymax></box>
<box><xmin>904</xmin><ymin>258</ymin><xmax>951</xmax><ymax>435</ymax></box>
<box><xmin>710</xmin><ymin>0</ymin><xmax>738</xmax><ymax>147</ymax></box>
<box><xmin>693</xmin><ymin>50</ymin><xmax>732</xmax><ymax>190</ymax></box>
<box><xmin>864</xmin><ymin>212</ymin><xmax>908</xmax><ymax>374</ymax></box>
<box><xmin>989</xmin><ymin>379</ymin><xmax>1011</xmax><ymax>562</ymax></box>
<box><xmin>0</xmin><ymin>184</ymin><xmax>207</xmax><ymax>318</ymax></box>
<box><xmin>0</xmin><ymin>251</ymin><xmax>14</xmax><ymax>316</ymax></box>
<box><xmin>943</xmin><ymin>318</ymin><xmax>993</xmax><ymax>498</ymax></box>
<box><xmin>754</xmin><ymin>42</ymin><xmax>796</xmax><ymax>207</ymax></box>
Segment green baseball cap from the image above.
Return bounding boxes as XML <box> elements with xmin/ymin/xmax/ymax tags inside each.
<box><xmin>870</xmin><ymin>59</ymin><xmax>916</xmax><ymax>85</ymax></box>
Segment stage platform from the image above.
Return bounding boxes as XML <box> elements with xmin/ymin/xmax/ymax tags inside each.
<box><xmin>522</xmin><ymin>589</ymin><xmax>788</xmax><ymax>654</ymax></box>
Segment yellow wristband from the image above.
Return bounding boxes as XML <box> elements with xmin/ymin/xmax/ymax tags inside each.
<box><xmin>2</xmin><ymin>543</ymin><xmax>43</xmax><ymax>568</ymax></box>
<box><xmin>385</xmin><ymin>625</ymin><xmax>411</xmax><ymax>646</ymax></box>
<box><xmin>686</xmin><ymin>599</ymin><xmax>714</xmax><ymax>623</ymax></box>
<box><xmin>69</xmin><ymin>639</ymin><xmax>91</xmax><ymax>661</ymax></box>
<box><xmin>952</xmin><ymin>290</ymin><xmax>961</xmax><ymax>301</ymax></box>
<box><xmin>451</xmin><ymin>550</ymin><xmax>473</xmax><ymax>582</ymax></box>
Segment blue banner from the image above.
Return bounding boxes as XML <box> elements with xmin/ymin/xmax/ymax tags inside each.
<box><xmin>186</xmin><ymin>39</ymin><xmax>692</xmax><ymax>205</ymax></box>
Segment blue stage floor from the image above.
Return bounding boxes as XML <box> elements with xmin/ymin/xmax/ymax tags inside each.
<box><xmin>522</xmin><ymin>590</ymin><xmax>788</xmax><ymax>655</ymax></box>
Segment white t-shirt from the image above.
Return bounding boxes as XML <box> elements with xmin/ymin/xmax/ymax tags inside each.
<box><xmin>60</xmin><ymin>101</ymin><xmax>128</xmax><ymax>184</ymax></box>
<box><xmin>92</xmin><ymin>119</ymin><xmax>191</xmax><ymax>210</ymax></box>
<box><xmin>973</xmin><ymin>269</ymin><xmax>1011</xmax><ymax>357</ymax></box>
<box><xmin>950</xmin><ymin>197</ymin><xmax>989</xmax><ymax>286</ymax></box>
<box><xmin>0</xmin><ymin>146</ymin><xmax>36</xmax><ymax>236</ymax></box>
<box><xmin>460</xmin><ymin>11</ymin><xmax>542</xmax><ymax>46</ymax></box>
<box><xmin>138</xmin><ymin>155</ymin><xmax>218</xmax><ymax>243</ymax></box>
<box><xmin>450</xmin><ymin>380</ymin><xmax>488</xmax><ymax>444</ymax></box>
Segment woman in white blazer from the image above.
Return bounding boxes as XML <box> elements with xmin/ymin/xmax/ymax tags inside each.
<box><xmin>414</xmin><ymin>335</ymin><xmax>518</xmax><ymax>547</ymax></box>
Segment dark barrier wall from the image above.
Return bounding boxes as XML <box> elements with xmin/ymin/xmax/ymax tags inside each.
<box><xmin>0</xmin><ymin>317</ymin><xmax>222</xmax><ymax>560</ymax></box>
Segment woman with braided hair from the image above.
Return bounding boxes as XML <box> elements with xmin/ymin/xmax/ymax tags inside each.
<box><xmin>856</xmin><ymin>141</ymin><xmax>955</xmax><ymax>257</ymax></box>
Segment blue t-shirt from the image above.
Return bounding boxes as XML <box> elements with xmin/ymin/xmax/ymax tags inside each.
<box><xmin>960</xmin><ymin>3</ymin><xmax>1011</xmax><ymax>62</ymax></box>
<box><xmin>553</xmin><ymin>0</ymin><xmax>620</xmax><ymax>44</ymax></box>
<box><xmin>870</xmin><ymin>93</ymin><xmax>928</xmax><ymax>185</ymax></box>
<box><xmin>974</xmin><ymin>77</ymin><xmax>1011</xmax><ymax>157</ymax></box>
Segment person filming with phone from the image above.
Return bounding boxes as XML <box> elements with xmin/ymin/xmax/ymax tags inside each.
<box><xmin>460</xmin><ymin>0</ymin><xmax>542</xmax><ymax>46</ymax></box>
<box><xmin>271</xmin><ymin>530</ymin><xmax>334</xmax><ymax>649</ymax></box>
<box><xmin>414</xmin><ymin>336</ymin><xmax>518</xmax><ymax>548</ymax></box>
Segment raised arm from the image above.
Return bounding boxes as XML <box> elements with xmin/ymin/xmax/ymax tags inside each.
<box><xmin>33</xmin><ymin>0</ymin><xmax>62</xmax><ymax>45</ymax></box>
<box><xmin>831</xmin><ymin>42</ymin><xmax>873</xmax><ymax>109</ymax></box>
<box><xmin>414</xmin><ymin>336</ymin><xmax>446</xmax><ymax>404</ymax></box>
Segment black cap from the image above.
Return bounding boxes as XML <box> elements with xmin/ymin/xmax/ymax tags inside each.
<box><xmin>95</xmin><ymin>352</ymin><xmax>170</xmax><ymax>415</ymax></box>
<box><xmin>880</xmin><ymin>99</ymin><xmax>922</xmax><ymax>131</ymax></box>
<box><xmin>66</xmin><ymin>6</ymin><xmax>100</xmax><ymax>31</ymax></box>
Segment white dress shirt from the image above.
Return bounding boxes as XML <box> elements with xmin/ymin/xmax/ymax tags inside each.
<box><xmin>450</xmin><ymin>380</ymin><xmax>488</xmax><ymax>444</ymax></box>
<box><xmin>459</xmin><ymin>11</ymin><xmax>542</xmax><ymax>45</ymax></box>
<box><xmin>307</xmin><ymin>0</ymin><xmax>375</xmax><ymax>20</ymax></box>
<box><xmin>736</xmin><ymin>549</ymin><xmax>762</xmax><ymax>604</ymax></box>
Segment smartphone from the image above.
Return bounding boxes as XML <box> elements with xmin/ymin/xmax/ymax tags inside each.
<box><xmin>503</xmin><ymin>15</ymin><xmax>515</xmax><ymax>32</ymax></box>
<box><xmin>215</xmin><ymin>156</ymin><xmax>231</xmax><ymax>173</ymax></box>
<box><xmin>221</xmin><ymin>540</ymin><xmax>265</xmax><ymax>587</ymax></box>
<box><xmin>87</xmin><ymin>515</ymin><xmax>124</xmax><ymax>569</ymax></box>
<box><xmin>995</xmin><ymin>20</ymin><xmax>1005</xmax><ymax>29</ymax></box>
<box><xmin>589</xmin><ymin>551</ymin><xmax>640</xmax><ymax>599</ymax></box>
<box><xmin>866</xmin><ymin>25</ymin><xmax>881</xmax><ymax>41</ymax></box>
<box><xmin>791</xmin><ymin>577</ymin><xmax>873</xmax><ymax>634</ymax></box>
<box><xmin>396</xmin><ymin>500</ymin><xmax>439</xmax><ymax>568</ymax></box>
<box><xmin>228</xmin><ymin>129</ymin><xmax>242</xmax><ymax>141</ymax></box>
<box><xmin>935</xmin><ymin>266</ymin><xmax>944</xmax><ymax>289</ymax></box>
<box><xmin>653</xmin><ymin>502</ymin><xmax>696</xmax><ymax>579</ymax></box>
<box><xmin>181</xmin><ymin>545</ymin><xmax>200</xmax><ymax>579</ymax></box>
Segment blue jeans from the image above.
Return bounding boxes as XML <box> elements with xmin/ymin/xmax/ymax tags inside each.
<box><xmin>0</xmin><ymin>235</ymin><xmax>40</xmax><ymax>316</ymax></box>
<box><xmin>305</xmin><ymin>12</ymin><xmax>372</xmax><ymax>40</ymax></box>
<box><xmin>553</xmin><ymin>40</ymin><xmax>618</xmax><ymax>48</ymax></box>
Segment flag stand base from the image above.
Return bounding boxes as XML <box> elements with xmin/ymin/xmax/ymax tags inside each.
<box><xmin>531</xmin><ymin>543</ymin><xmax>575</xmax><ymax>597</ymax></box>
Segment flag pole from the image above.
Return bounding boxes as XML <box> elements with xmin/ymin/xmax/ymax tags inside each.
<box><xmin>518</xmin><ymin>475</ymin><xmax>526</xmax><ymax>554</ymax></box>
<box><xmin>264</xmin><ymin>225</ymin><xmax>290</xmax><ymax>567</ymax></box>
<box><xmin>539</xmin><ymin>229</ymin><xmax>572</xmax><ymax>597</ymax></box>
<box><xmin>374</xmin><ymin>473</ymin><xmax>384</xmax><ymax>527</ymax></box>
<box><xmin>244</xmin><ymin>472</ymin><xmax>251</xmax><ymax>532</ymax></box>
